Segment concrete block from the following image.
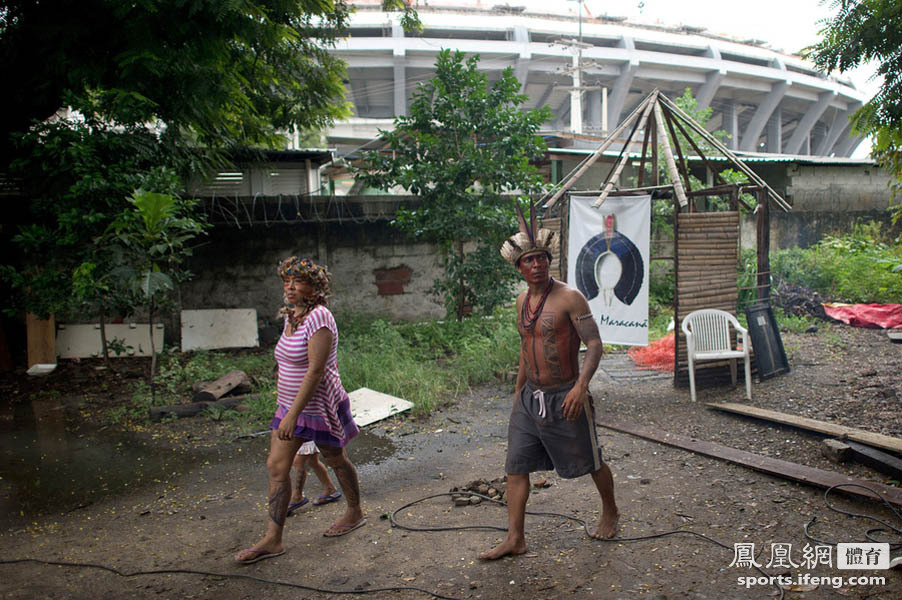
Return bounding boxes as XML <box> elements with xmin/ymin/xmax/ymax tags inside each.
<box><xmin>57</xmin><ymin>323</ymin><xmax>164</xmax><ymax>358</ymax></box>
<box><xmin>181</xmin><ymin>309</ymin><xmax>259</xmax><ymax>351</ymax></box>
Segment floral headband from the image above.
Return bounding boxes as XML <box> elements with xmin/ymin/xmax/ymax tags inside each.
<box><xmin>278</xmin><ymin>256</ymin><xmax>332</xmax><ymax>304</ymax></box>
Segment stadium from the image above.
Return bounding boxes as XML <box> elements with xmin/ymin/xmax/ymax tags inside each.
<box><xmin>327</xmin><ymin>1</ymin><xmax>867</xmax><ymax>157</ymax></box>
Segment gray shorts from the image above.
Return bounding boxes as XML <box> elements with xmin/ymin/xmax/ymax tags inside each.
<box><xmin>505</xmin><ymin>381</ymin><xmax>603</xmax><ymax>479</ymax></box>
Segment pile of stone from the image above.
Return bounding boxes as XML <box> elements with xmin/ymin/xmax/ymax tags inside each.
<box><xmin>449</xmin><ymin>477</ymin><xmax>507</xmax><ymax>506</ymax></box>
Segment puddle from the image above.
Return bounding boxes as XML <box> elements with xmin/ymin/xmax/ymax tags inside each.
<box><xmin>0</xmin><ymin>394</ymin><xmax>213</xmax><ymax>527</ymax></box>
<box><xmin>0</xmin><ymin>385</ymin><xmax>407</xmax><ymax>528</ymax></box>
<box><xmin>346</xmin><ymin>430</ymin><xmax>398</xmax><ymax>466</ymax></box>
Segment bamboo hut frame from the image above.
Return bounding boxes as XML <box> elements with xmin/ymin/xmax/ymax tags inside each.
<box><xmin>539</xmin><ymin>89</ymin><xmax>791</xmax><ymax>388</ymax></box>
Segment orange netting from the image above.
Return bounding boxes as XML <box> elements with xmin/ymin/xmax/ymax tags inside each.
<box><xmin>628</xmin><ymin>332</ymin><xmax>675</xmax><ymax>371</ymax></box>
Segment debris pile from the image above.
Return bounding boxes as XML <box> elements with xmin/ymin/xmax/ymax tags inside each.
<box><xmin>772</xmin><ymin>280</ymin><xmax>828</xmax><ymax>320</ymax></box>
<box><xmin>449</xmin><ymin>477</ymin><xmax>507</xmax><ymax>506</ymax></box>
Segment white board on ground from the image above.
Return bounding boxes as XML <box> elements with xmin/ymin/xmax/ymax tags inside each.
<box><xmin>181</xmin><ymin>309</ymin><xmax>259</xmax><ymax>351</ymax></box>
<box><xmin>26</xmin><ymin>363</ymin><xmax>57</xmax><ymax>376</ymax></box>
<box><xmin>348</xmin><ymin>387</ymin><xmax>414</xmax><ymax>427</ymax></box>
<box><xmin>57</xmin><ymin>323</ymin><xmax>164</xmax><ymax>358</ymax></box>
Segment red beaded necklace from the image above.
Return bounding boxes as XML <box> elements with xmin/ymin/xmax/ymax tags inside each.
<box><xmin>520</xmin><ymin>277</ymin><xmax>554</xmax><ymax>331</ymax></box>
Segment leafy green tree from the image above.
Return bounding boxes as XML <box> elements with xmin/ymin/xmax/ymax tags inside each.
<box><xmin>0</xmin><ymin>0</ymin><xmax>418</xmax><ymax>323</ymax></box>
<box><xmin>806</xmin><ymin>0</ymin><xmax>901</xmax><ymax>219</ymax></box>
<box><xmin>106</xmin><ymin>189</ymin><xmax>208</xmax><ymax>399</ymax></box>
<box><xmin>0</xmin><ymin>0</ymin><xmax>355</xmax><ymax>155</ymax></box>
<box><xmin>1</xmin><ymin>121</ymin><xmax>187</xmax><ymax>319</ymax></box>
<box><xmin>357</xmin><ymin>49</ymin><xmax>553</xmax><ymax>319</ymax></box>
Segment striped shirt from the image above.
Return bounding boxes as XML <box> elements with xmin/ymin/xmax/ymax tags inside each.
<box><xmin>274</xmin><ymin>305</ymin><xmax>350</xmax><ymax>442</ymax></box>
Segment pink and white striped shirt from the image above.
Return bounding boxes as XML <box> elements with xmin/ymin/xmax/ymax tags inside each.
<box><xmin>274</xmin><ymin>305</ymin><xmax>349</xmax><ymax>441</ymax></box>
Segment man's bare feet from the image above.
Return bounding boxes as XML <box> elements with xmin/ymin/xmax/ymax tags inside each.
<box><xmin>591</xmin><ymin>509</ymin><xmax>619</xmax><ymax>539</ymax></box>
<box><xmin>479</xmin><ymin>535</ymin><xmax>528</xmax><ymax>560</ymax></box>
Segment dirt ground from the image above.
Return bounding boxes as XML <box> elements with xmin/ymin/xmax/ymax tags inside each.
<box><xmin>1</xmin><ymin>320</ymin><xmax>900</xmax><ymax>599</ymax></box>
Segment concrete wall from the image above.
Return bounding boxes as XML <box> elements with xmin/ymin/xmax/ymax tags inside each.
<box><xmin>786</xmin><ymin>164</ymin><xmax>893</xmax><ymax>212</ymax></box>
<box><xmin>740</xmin><ymin>162</ymin><xmax>896</xmax><ymax>250</ymax></box>
<box><xmin>176</xmin><ymin>221</ymin><xmax>444</xmax><ymax>345</ymax></box>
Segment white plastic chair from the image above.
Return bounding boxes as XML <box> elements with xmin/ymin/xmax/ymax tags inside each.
<box><xmin>681</xmin><ymin>309</ymin><xmax>751</xmax><ymax>402</ymax></box>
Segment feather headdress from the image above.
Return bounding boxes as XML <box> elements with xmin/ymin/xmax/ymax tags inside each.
<box><xmin>499</xmin><ymin>199</ymin><xmax>559</xmax><ymax>266</ymax></box>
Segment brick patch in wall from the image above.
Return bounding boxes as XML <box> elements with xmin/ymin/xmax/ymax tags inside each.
<box><xmin>373</xmin><ymin>265</ymin><xmax>413</xmax><ymax>295</ymax></box>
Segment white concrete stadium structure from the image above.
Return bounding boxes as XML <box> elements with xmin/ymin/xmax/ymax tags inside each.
<box><xmin>328</xmin><ymin>2</ymin><xmax>867</xmax><ymax>157</ymax></box>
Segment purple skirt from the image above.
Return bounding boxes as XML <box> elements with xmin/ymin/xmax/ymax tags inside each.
<box><xmin>269</xmin><ymin>396</ymin><xmax>359</xmax><ymax>448</ymax></box>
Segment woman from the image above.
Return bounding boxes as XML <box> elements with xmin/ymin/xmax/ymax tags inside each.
<box><xmin>235</xmin><ymin>257</ymin><xmax>363</xmax><ymax>565</ymax></box>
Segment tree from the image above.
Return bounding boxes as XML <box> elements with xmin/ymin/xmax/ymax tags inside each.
<box><xmin>0</xmin><ymin>0</ymin><xmax>420</xmax><ymax>320</ymax></box>
<box><xmin>0</xmin><ymin>0</ymin><xmax>355</xmax><ymax>156</ymax></box>
<box><xmin>1</xmin><ymin>120</ymin><xmax>189</xmax><ymax>319</ymax></box>
<box><xmin>357</xmin><ymin>49</ymin><xmax>553</xmax><ymax>319</ymax></box>
<box><xmin>106</xmin><ymin>189</ymin><xmax>208</xmax><ymax>400</ymax></box>
<box><xmin>806</xmin><ymin>0</ymin><xmax>902</xmax><ymax>213</ymax></box>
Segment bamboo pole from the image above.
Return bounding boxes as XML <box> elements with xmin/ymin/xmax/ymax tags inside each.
<box><xmin>637</xmin><ymin>109</ymin><xmax>653</xmax><ymax>188</ymax></box>
<box><xmin>665</xmin><ymin>105</ymin><xmax>726</xmax><ymax>188</ymax></box>
<box><xmin>544</xmin><ymin>91</ymin><xmax>658</xmax><ymax>211</ymax></box>
<box><xmin>594</xmin><ymin>97</ymin><xmax>656</xmax><ymax>207</ymax></box>
<box><xmin>654</xmin><ymin>101</ymin><xmax>688</xmax><ymax>207</ymax></box>
<box><xmin>657</xmin><ymin>94</ymin><xmax>792</xmax><ymax>212</ymax></box>
<box><xmin>661</xmin><ymin>106</ymin><xmax>694</xmax><ymax>203</ymax></box>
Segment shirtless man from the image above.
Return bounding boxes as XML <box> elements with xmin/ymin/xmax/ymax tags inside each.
<box><xmin>482</xmin><ymin>227</ymin><xmax>619</xmax><ymax>560</ymax></box>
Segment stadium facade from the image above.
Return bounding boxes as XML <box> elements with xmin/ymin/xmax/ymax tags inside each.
<box><xmin>328</xmin><ymin>2</ymin><xmax>867</xmax><ymax>157</ymax></box>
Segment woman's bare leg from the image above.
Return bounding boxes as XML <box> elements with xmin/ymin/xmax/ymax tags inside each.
<box><xmin>235</xmin><ymin>432</ymin><xmax>303</xmax><ymax>561</ymax></box>
<box><xmin>318</xmin><ymin>445</ymin><xmax>363</xmax><ymax>529</ymax></box>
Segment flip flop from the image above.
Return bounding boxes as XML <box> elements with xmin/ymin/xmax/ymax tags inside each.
<box><xmin>312</xmin><ymin>491</ymin><xmax>342</xmax><ymax>506</ymax></box>
<box><xmin>286</xmin><ymin>498</ymin><xmax>309</xmax><ymax>517</ymax></box>
<box><xmin>323</xmin><ymin>518</ymin><xmax>367</xmax><ymax>537</ymax></box>
<box><xmin>235</xmin><ymin>548</ymin><xmax>285</xmax><ymax>565</ymax></box>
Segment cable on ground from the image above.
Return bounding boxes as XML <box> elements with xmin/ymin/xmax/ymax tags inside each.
<box><xmin>390</xmin><ymin>491</ymin><xmax>785</xmax><ymax>600</ymax></box>
<box><xmin>9</xmin><ymin>483</ymin><xmax>901</xmax><ymax>598</ymax></box>
<box><xmin>0</xmin><ymin>558</ymin><xmax>462</xmax><ymax>600</ymax></box>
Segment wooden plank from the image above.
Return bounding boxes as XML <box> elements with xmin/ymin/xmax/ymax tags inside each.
<box><xmin>756</xmin><ymin>190</ymin><xmax>770</xmax><ymax>301</ymax></box>
<box><xmin>678</xmin><ymin>213</ymin><xmax>739</xmax><ymax>221</ymax></box>
<box><xmin>192</xmin><ymin>370</ymin><xmax>251</xmax><ymax>403</ymax></box>
<box><xmin>678</xmin><ymin>295</ymin><xmax>737</xmax><ymax>305</ymax></box>
<box><xmin>596</xmin><ymin>418</ymin><xmax>902</xmax><ymax>506</ymax></box>
<box><xmin>677</xmin><ymin>291</ymin><xmax>738</xmax><ymax>303</ymax></box>
<box><xmin>676</xmin><ymin>258</ymin><xmax>738</xmax><ymax>266</ymax></box>
<box><xmin>677</xmin><ymin>281</ymin><xmax>738</xmax><ymax>294</ymax></box>
<box><xmin>678</xmin><ymin>218</ymin><xmax>740</xmax><ymax>227</ymax></box>
<box><xmin>845</xmin><ymin>440</ymin><xmax>902</xmax><ymax>480</ymax></box>
<box><xmin>708</xmin><ymin>403</ymin><xmax>902</xmax><ymax>454</ymax></box>
<box><xmin>677</xmin><ymin>244</ymin><xmax>737</xmax><ymax>252</ymax></box>
<box><xmin>150</xmin><ymin>393</ymin><xmax>261</xmax><ymax>422</ymax></box>
<box><xmin>26</xmin><ymin>313</ymin><xmax>56</xmax><ymax>369</ymax></box>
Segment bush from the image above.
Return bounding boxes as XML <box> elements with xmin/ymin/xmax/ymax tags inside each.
<box><xmin>767</xmin><ymin>222</ymin><xmax>902</xmax><ymax>303</ymax></box>
<box><xmin>337</xmin><ymin>307</ymin><xmax>520</xmax><ymax>414</ymax></box>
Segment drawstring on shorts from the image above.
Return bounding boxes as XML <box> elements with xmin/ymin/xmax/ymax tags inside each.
<box><xmin>533</xmin><ymin>388</ymin><xmax>547</xmax><ymax>419</ymax></box>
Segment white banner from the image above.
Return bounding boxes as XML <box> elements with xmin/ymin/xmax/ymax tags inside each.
<box><xmin>567</xmin><ymin>195</ymin><xmax>650</xmax><ymax>346</ymax></box>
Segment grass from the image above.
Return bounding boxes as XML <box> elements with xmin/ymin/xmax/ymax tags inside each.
<box><xmin>336</xmin><ymin>307</ymin><xmax>520</xmax><ymax>415</ymax></box>
<box><xmin>114</xmin><ymin>307</ymin><xmax>520</xmax><ymax>428</ymax></box>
